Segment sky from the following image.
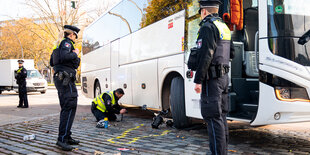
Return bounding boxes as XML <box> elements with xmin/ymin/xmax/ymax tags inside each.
<box><xmin>0</xmin><ymin>0</ymin><xmax>33</xmax><ymax>21</ymax></box>
<box><xmin>0</xmin><ymin>0</ymin><xmax>120</xmax><ymax>21</ymax></box>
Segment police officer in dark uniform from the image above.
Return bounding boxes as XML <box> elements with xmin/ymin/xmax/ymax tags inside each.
<box><xmin>194</xmin><ymin>0</ymin><xmax>234</xmax><ymax>154</ymax></box>
<box><xmin>16</xmin><ymin>60</ymin><xmax>28</xmax><ymax>108</ymax></box>
<box><xmin>50</xmin><ymin>25</ymin><xmax>80</xmax><ymax>151</ymax></box>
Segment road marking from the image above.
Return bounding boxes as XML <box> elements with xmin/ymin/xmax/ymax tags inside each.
<box><xmin>107</xmin><ymin>124</ymin><xmax>170</xmax><ymax>144</ymax></box>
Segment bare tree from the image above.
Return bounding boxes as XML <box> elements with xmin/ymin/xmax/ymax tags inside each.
<box><xmin>21</xmin><ymin>0</ymin><xmax>111</xmax><ymax>82</ymax></box>
<box><xmin>24</xmin><ymin>0</ymin><xmax>89</xmax><ymax>42</ymax></box>
<box><xmin>86</xmin><ymin>0</ymin><xmax>112</xmax><ymax>22</ymax></box>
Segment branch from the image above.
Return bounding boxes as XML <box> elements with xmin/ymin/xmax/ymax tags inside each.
<box><xmin>108</xmin><ymin>11</ymin><xmax>132</xmax><ymax>33</ymax></box>
<box><xmin>128</xmin><ymin>0</ymin><xmax>143</xmax><ymax>16</ymax></box>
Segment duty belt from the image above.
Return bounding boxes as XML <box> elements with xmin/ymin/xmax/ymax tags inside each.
<box><xmin>54</xmin><ymin>71</ymin><xmax>75</xmax><ymax>85</ymax></box>
<box><xmin>209</xmin><ymin>64</ymin><xmax>230</xmax><ymax>79</ymax></box>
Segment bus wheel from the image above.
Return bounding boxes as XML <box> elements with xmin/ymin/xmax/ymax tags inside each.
<box><xmin>94</xmin><ymin>81</ymin><xmax>101</xmax><ymax>97</ymax></box>
<box><xmin>170</xmin><ymin>76</ymin><xmax>190</xmax><ymax>129</ymax></box>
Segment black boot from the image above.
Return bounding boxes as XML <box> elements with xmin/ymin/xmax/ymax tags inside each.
<box><xmin>68</xmin><ymin>138</ymin><xmax>80</xmax><ymax>145</ymax></box>
<box><xmin>56</xmin><ymin>141</ymin><xmax>74</xmax><ymax>151</ymax></box>
<box><xmin>17</xmin><ymin>105</ymin><xmax>22</xmax><ymax>108</ymax></box>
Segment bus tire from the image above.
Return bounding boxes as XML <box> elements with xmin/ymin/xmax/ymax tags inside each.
<box><xmin>170</xmin><ymin>76</ymin><xmax>190</xmax><ymax>129</ymax></box>
<box><xmin>94</xmin><ymin>81</ymin><xmax>101</xmax><ymax>98</ymax></box>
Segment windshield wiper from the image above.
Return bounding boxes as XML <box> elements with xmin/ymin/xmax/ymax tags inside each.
<box><xmin>298</xmin><ymin>30</ymin><xmax>310</xmax><ymax>45</ymax></box>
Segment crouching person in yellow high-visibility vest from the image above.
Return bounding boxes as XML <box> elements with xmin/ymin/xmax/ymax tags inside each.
<box><xmin>91</xmin><ymin>88</ymin><xmax>127</xmax><ymax>122</ymax></box>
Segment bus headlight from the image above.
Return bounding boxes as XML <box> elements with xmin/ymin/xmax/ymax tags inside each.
<box><xmin>275</xmin><ymin>87</ymin><xmax>310</xmax><ymax>102</ymax></box>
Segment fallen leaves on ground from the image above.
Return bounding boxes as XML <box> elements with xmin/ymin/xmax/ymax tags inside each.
<box><xmin>229</xmin><ymin>150</ymin><xmax>237</xmax><ymax>152</ymax></box>
<box><xmin>94</xmin><ymin>150</ymin><xmax>105</xmax><ymax>155</ymax></box>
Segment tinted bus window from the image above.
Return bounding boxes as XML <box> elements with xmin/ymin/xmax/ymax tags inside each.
<box><xmin>83</xmin><ymin>0</ymin><xmax>191</xmax><ymax>55</ymax></box>
<box><xmin>118</xmin><ymin>0</ymin><xmax>148</xmax><ymax>36</ymax></box>
<box><xmin>83</xmin><ymin>3</ymin><xmax>122</xmax><ymax>55</ymax></box>
<box><xmin>141</xmin><ymin>0</ymin><xmax>189</xmax><ymax>28</ymax></box>
<box><xmin>267</xmin><ymin>0</ymin><xmax>310</xmax><ymax>66</ymax></box>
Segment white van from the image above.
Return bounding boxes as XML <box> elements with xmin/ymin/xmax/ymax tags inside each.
<box><xmin>0</xmin><ymin>59</ymin><xmax>48</xmax><ymax>94</ymax></box>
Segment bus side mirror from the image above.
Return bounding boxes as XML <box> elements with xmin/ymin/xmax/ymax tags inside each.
<box><xmin>298</xmin><ymin>30</ymin><xmax>310</xmax><ymax>45</ymax></box>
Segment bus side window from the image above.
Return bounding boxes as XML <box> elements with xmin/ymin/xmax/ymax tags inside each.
<box><xmin>119</xmin><ymin>0</ymin><xmax>149</xmax><ymax>36</ymax></box>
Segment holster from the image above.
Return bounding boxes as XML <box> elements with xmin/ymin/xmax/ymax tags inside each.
<box><xmin>62</xmin><ymin>71</ymin><xmax>71</xmax><ymax>86</ymax></box>
<box><xmin>208</xmin><ymin>64</ymin><xmax>230</xmax><ymax>79</ymax></box>
<box><xmin>55</xmin><ymin>71</ymin><xmax>74</xmax><ymax>86</ymax></box>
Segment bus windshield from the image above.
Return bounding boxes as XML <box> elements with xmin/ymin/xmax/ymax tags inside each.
<box><xmin>268</xmin><ymin>0</ymin><xmax>310</xmax><ymax>66</ymax></box>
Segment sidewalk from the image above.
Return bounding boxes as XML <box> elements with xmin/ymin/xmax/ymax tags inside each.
<box><xmin>0</xmin><ymin>88</ymin><xmax>92</xmax><ymax>126</ymax></box>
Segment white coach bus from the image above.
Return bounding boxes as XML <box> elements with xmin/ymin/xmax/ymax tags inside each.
<box><xmin>82</xmin><ymin>0</ymin><xmax>310</xmax><ymax>128</ymax></box>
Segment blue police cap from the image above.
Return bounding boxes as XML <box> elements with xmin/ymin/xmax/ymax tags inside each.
<box><xmin>17</xmin><ymin>59</ymin><xmax>24</xmax><ymax>64</ymax></box>
<box><xmin>199</xmin><ymin>0</ymin><xmax>222</xmax><ymax>6</ymax></box>
<box><xmin>64</xmin><ymin>25</ymin><xmax>80</xmax><ymax>38</ymax></box>
<box><xmin>198</xmin><ymin>0</ymin><xmax>222</xmax><ymax>14</ymax></box>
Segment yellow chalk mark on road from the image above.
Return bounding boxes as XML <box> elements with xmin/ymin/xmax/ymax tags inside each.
<box><xmin>107</xmin><ymin>124</ymin><xmax>171</xmax><ymax>145</ymax></box>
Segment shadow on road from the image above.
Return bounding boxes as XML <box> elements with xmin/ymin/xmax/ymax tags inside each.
<box><xmin>127</xmin><ymin>108</ymin><xmax>310</xmax><ymax>153</ymax></box>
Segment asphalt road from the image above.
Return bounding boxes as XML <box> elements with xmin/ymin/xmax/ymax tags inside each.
<box><xmin>0</xmin><ymin>87</ymin><xmax>310</xmax><ymax>154</ymax></box>
<box><xmin>0</xmin><ymin>86</ymin><xmax>92</xmax><ymax>126</ymax></box>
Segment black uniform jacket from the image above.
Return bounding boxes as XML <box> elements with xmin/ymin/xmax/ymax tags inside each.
<box><xmin>15</xmin><ymin>67</ymin><xmax>27</xmax><ymax>85</ymax></box>
<box><xmin>101</xmin><ymin>92</ymin><xmax>122</xmax><ymax>114</ymax></box>
<box><xmin>51</xmin><ymin>37</ymin><xmax>80</xmax><ymax>74</ymax></box>
<box><xmin>194</xmin><ymin>14</ymin><xmax>235</xmax><ymax>84</ymax></box>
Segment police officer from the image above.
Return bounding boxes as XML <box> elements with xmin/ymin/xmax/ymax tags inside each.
<box><xmin>194</xmin><ymin>0</ymin><xmax>235</xmax><ymax>154</ymax></box>
<box><xmin>91</xmin><ymin>88</ymin><xmax>127</xmax><ymax>125</ymax></box>
<box><xmin>50</xmin><ymin>25</ymin><xmax>80</xmax><ymax>151</ymax></box>
<box><xmin>15</xmin><ymin>60</ymin><xmax>28</xmax><ymax>108</ymax></box>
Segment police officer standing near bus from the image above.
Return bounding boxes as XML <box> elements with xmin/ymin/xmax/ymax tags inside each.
<box><xmin>50</xmin><ymin>25</ymin><xmax>80</xmax><ymax>151</ymax></box>
<box><xmin>193</xmin><ymin>0</ymin><xmax>234</xmax><ymax>154</ymax></box>
<box><xmin>16</xmin><ymin>60</ymin><xmax>28</xmax><ymax>108</ymax></box>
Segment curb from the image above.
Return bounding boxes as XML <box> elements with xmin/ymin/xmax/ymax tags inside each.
<box><xmin>48</xmin><ymin>86</ymin><xmax>81</xmax><ymax>90</ymax></box>
<box><xmin>0</xmin><ymin>113</ymin><xmax>59</xmax><ymax>126</ymax></box>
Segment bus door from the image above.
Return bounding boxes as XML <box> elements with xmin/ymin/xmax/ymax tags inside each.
<box><xmin>184</xmin><ymin>2</ymin><xmax>203</xmax><ymax>119</ymax></box>
<box><xmin>252</xmin><ymin>0</ymin><xmax>310</xmax><ymax>125</ymax></box>
<box><xmin>110</xmin><ymin>39</ymin><xmax>133</xmax><ymax>105</ymax></box>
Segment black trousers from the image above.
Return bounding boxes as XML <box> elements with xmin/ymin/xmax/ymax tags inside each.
<box><xmin>201</xmin><ymin>74</ymin><xmax>229</xmax><ymax>155</ymax></box>
<box><xmin>91</xmin><ymin>102</ymin><xmax>117</xmax><ymax>122</ymax></box>
<box><xmin>18</xmin><ymin>82</ymin><xmax>28</xmax><ymax>107</ymax></box>
<box><xmin>54</xmin><ymin>76</ymin><xmax>78</xmax><ymax>143</ymax></box>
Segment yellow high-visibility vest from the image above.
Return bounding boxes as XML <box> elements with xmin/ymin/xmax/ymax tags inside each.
<box><xmin>213</xmin><ymin>19</ymin><xmax>231</xmax><ymax>41</ymax></box>
<box><xmin>17</xmin><ymin>67</ymin><xmax>23</xmax><ymax>73</ymax></box>
<box><xmin>53</xmin><ymin>38</ymin><xmax>75</xmax><ymax>50</ymax></box>
<box><xmin>93</xmin><ymin>91</ymin><xmax>116</xmax><ymax>113</ymax></box>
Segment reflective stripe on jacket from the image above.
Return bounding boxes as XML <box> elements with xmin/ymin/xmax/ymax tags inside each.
<box><xmin>53</xmin><ymin>38</ymin><xmax>75</xmax><ymax>50</ymax></box>
<box><xmin>92</xmin><ymin>91</ymin><xmax>116</xmax><ymax>113</ymax></box>
<box><xmin>17</xmin><ymin>67</ymin><xmax>23</xmax><ymax>73</ymax></box>
<box><xmin>211</xmin><ymin>18</ymin><xmax>231</xmax><ymax>66</ymax></box>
